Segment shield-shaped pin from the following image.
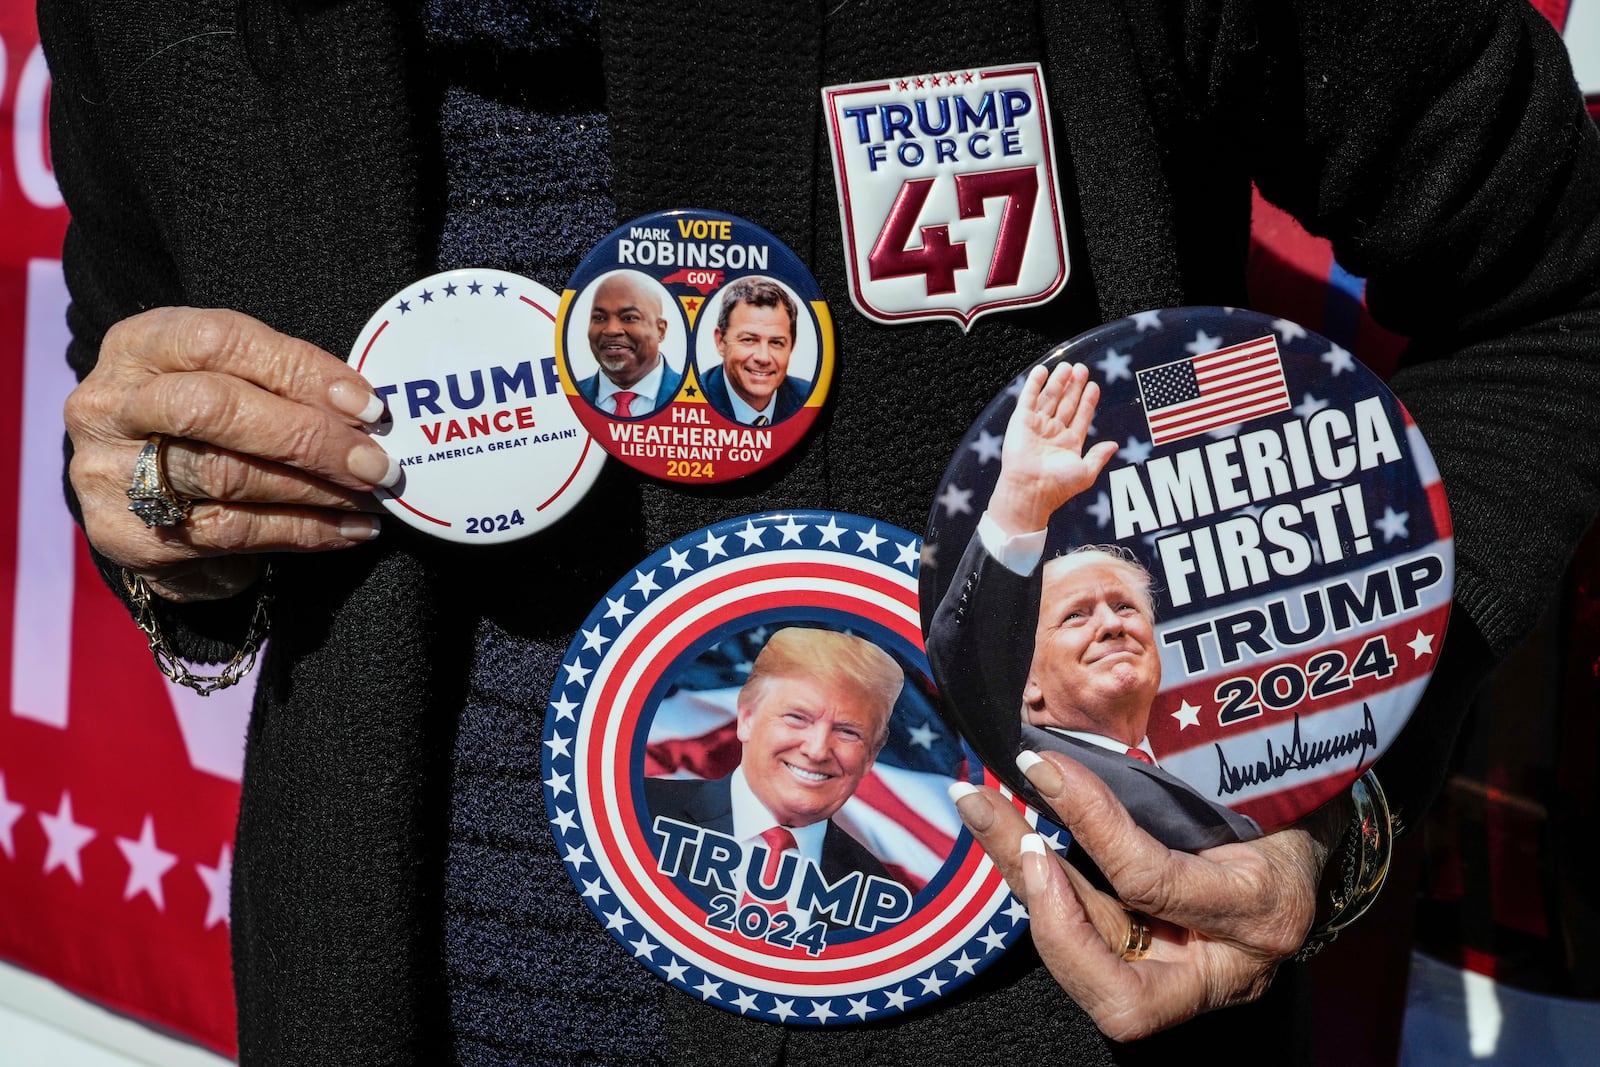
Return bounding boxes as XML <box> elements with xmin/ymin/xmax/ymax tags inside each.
<box><xmin>823</xmin><ymin>64</ymin><xmax>1070</xmax><ymax>331</ymax></box>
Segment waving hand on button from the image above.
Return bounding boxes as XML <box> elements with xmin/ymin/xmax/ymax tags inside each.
<box><xmin>65</xmin><ymin>307</ymin><xmax>397</xmax><ymax>603</ymax></box>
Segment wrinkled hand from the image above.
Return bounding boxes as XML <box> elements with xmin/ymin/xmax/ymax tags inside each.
<box><xmin>66</xmin><ymin>307</ymin><xmax>397</xmax><ymax>602</ymax></box>
<box><xmin>951</xmin><ymin>750</ymin><xmax>1342</xmax><ymax>1041</ymax></box>
<box><xmin>990</xmin><ymin>361</ymin><xmax>1119</xmax><ymax>537</ymax></box>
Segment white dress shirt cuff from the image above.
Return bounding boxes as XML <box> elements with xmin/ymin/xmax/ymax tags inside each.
<box><xmin>977</xmin><ymin>512</ymin><xmax>1047</xmax><ymax>576</ymax></box>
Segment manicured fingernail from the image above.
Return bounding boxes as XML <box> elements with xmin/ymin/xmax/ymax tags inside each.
<box><xmin>1016</xmin><ymin>749</ymin><xmax>1064</xmax><ymax>796</ymax></box>
<box><xmin>339</xmin><ymin>516</ymin><xmax>381</xmax><ymax>541</ymax></box>
<box><xmin>1020</xmin><ymin>833</ymin><xmax>1049</xmax><ymax>897</ymax></box>
<box><xmin>949</xmin><ymin>782</ymin><xmax>993</xmax><ymax>832</ymax></box>
<box><xmin>329</xmin><ymin>380</ymin><xmax>385</xmax><ymax>424</ymax></box>
<box><xmin>349</xmin><ymin>443</ymin><xmax>400</xmax><ymax>488</ymax></box>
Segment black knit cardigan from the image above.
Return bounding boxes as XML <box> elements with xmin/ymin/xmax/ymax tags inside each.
<box><xmin>39</xmin><ymin>0</ymin><xmax>1600</xmax><ymax>1062</ymax></box>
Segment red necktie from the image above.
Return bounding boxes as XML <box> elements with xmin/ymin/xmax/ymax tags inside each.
<box><xmin>744</xmin><ymin>826</ymin><xmax>797</xmax><ymax>915</ymax></box>
<box><xmin>613</xmin><ymin>390</ymin><xmax>638</xmax><ymax>416</ymax></box>
<box><xmin>1125</xmin><ymin>746</ymin><xmax>1156</xmax><ymax>766</ymax></box>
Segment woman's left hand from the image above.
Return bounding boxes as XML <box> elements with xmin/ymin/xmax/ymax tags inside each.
<box><xmin>951</xmin><ymin>749</ymin><xmax>1345</xmax><ymax>1041</ymax></box>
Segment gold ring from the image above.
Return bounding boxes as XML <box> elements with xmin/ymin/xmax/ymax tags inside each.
<box><xmin>1121</xmin><ymin>910</ymin><xmax>1152</xmax><ymax>962</ymax></box>
<box><xmin>126</xmin><ymin>433</ymin><xmax>193</xmax><ymax>528</ymax></box>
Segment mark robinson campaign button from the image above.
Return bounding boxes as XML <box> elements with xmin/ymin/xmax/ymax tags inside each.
<box><xmin>556</xmin><ymin>210</ymin><xmax>835</xmax><ymax>484</ymax></box>
<box><xmin>919</xmin><ymin>308</ymin><xmax>1454</xmax><ymax>847</ymax></box>
<box><xmin>351</xmin><ymin>268</ymin><xmax>605</xmax><ymax>543</ymax></box>
<box><xmin>543</xmin><ymin>511</ymin><xmax>1039</xmax><ymax>1023</ymax></box>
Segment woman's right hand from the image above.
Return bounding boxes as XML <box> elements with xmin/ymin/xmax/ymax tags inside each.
<box><xmin>65</xmin><ymin>307</ymin><xmax>398</xmax><ymax>602</ymax></box>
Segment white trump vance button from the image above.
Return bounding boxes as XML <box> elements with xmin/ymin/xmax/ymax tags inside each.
<box><xmin>350</xmin><ymin>268</ymin><xmax>606</xmax><ymax>544</ymax></box>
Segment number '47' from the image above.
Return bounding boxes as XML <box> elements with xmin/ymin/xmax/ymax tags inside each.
<box><xmin>867</xmin><ymin>166</ymin><xmax>1039</xmax><ymax>295</ymax></box>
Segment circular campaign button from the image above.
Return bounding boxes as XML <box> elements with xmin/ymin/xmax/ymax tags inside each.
<box><xmin>920</xmin><ymin>308</ymin><xmax>1453</xmax><ymax>848</ymax></box>
<box><xmin>555</xmin><ymin>210</ymin><xmax>834</xmax><ymax>484</ymax></box>
<box><xmin>543</xmin><ymin>511</ymin><xmax>1039</xmax><ymax>1024</ymax></box>
<box><xmin>351</xmin><ymin>269</ymin><xmax>606</xmax><ymax>544</ymax></box>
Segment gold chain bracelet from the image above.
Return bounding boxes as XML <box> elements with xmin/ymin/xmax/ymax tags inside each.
<box><xmin>121</xmin><ymin>564</ymin><xmax>272</xmax><ymax>695</ymax></box>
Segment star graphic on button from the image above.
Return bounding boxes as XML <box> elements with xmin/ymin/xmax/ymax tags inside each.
<box><xmin>907</xmin><ymin>722</ymin><xmax>937</xmax><ymax>749</ymax></box>
<box><xmin>1119</xmin><ymin>436</ymin><xmax>1152</xmax><ymax>464</ymax></box>
<box><xmin>493</xmin><ymin>282</ymin><xmax>508</xmax><ymax>296</ymax></box>
<box><xmin>545</xmin><ymin>770</ymin><xmax>572</xmax><ymax>797</ymax></box>
<box><xmin>847</xmin><ymin>995</ymin><xmax>874</xmax><ymax>1020</ymax></box>
<box><xmin>1096</xmin><ymin>347</ymin><xmax>1133</xmax><ymax>383</ymax></box>
<box><xmin>937</xmin><ymin>483</ymin><xmax>973</xmax><ymax>517</ymax></box>
<box><xmin>809</xmin><ymin>1000</ymin><xmax>836</xmax><ymax>1023</ymax></box>
<box><xmin>882</xmin><ymin>987</ymin><xmax>911</xmax><ymax>1010</ymax></box>
<box><xmin>968</xmin><ymin>429</ymin><xmax>1003</xmax><ymax>465</ymax></box>
<box><xmin>816</xmin><ymin>515</ymin><xmax>846</xmax><ymax>546</ymax></box>
<box><xmin>771</xmin><ymin>998</ymin><xmax>797</xmax><ymax>1022</ymax></box>
<box><xmin>737</xmin><ymin>520</ymin><xmax>767</xmax><ymax>549</ymax></box>
<box><xmin>664</xmin><ymin>546</ymin><xmax>694</xmax><ymax>577</ymax></box>
<box><xmin>1172</xmin><ymin>699</ymin><xmax>1202</xmax><ymax>730</ymax></box>
<box><xmin>1293</xmin><ymin>392</ymin><xmax>1328</xmax><ymax>419</ymax></box>
<box><xmin>630</xmin><ymin>934</ymin><xmax>659</xmax><ymax>959</ymax></box>
<box><xmin>549</xmin><ymin>694</ymin><xmax>578</xmax><ymax>721</ymax></box>
<box><xmin>700</xmin><ymin>530</ymin><xmax>729</xmax><ymax>560</ymax></box>
<box><xmin>918</xmin><ymin>970</ymin><xmax>948</xmax><ymax>996</ymax></box>
<box><xmin>1322</xmin><ymin>343</ymin><xmax>1355</xmax><ymax>376</ymax></box>
<box><xmin>1184</xmin><ymin>330</ymin><xmax>1222</xmax><ymax>355</ymax></box>
<box><xmin>894</xmin><ymin>539</ymin><xmax>920</xmax><ymax>571</ymax></box>
<box><xmin>732</xmin><ymin>990</ymin><xmax>760</xmax><ymax>1014</ymax></box>
<box><xmin>662</xmin><ymin>958</ymin><xmax>690</xmax><ymax>983</ymax></box>
<box><xmin>856</xmin><ymin>524</ymin><xmax>886</xmax><ymax>556</ymax></box>
<box><xmin>775</xmin><ymin>515</ymin><xmax>807</xmax><ymax>544</ymax></box>
<box><xmin>1376</xmin><ymin>506</ymin><xmax>1410</xmax><ymax>542</ymax></box>
<box><xmin>697</xmin><ymin>977</ymin><xmax>725</xmax><ymax>1001</ymax></box>
<box><xmin>1086</xmin><ymin>491</ymin><xmax>1113</xmax><ymax>528</ymax></box>
<box><xmin>117</xmin><ymin>814</ymin><xmax>178</xmax><ymax>911</ymax></box>
<box><xmin>1131</xmin><ymin>310</ymin><xmax>1163</xmax><ymax>331</ymax></box>
<box><xmin>1408</xmin><ymin>630</ymin><xmax>1435</xmax><ymax>659</ymax></box>
<box><xmin>1272</xmin><ymin>318</ymin><xmax>1308</xmax><ymax>342</ymax></box>
<box><xmin>632</xmin><ymin>568</ymin><xmax>662</xmax><ymax>597</ymax></box>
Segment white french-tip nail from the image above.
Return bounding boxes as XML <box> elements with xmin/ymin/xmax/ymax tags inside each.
<box><xmin>355</xmin><ymin>394</ymin><xmax>386</xmax><ymax>424</ymax></box>
<box><xmin>948</xmin><ymin>782</ymin><xmax>981</xmax><ymax>803</ymax></box>
<box><xmin>377</xmin><ymin>453</ymin><xmax>401</xmax><ymax>489</ymax></box>
<box><xmin>1015</xmin><ymin>750</ymin><xmax>1045</xmax><ymax>774</ymax></box>
<box><xmin>1019</xmin><ymin>833</ymin><xmax>1046</xmax><ymax>857</ymax></box>
<box><xmin>340</xmin><ymin>516</ymin><xmax>381</xmax><ymax>541</ymax></box>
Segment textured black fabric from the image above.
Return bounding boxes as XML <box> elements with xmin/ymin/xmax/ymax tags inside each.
<box><xmin>38</xmin><ymin>0</ymin><xmax>1600</xmax><ymax>1063</ymax></box>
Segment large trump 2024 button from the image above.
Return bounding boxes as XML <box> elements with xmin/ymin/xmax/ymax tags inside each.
<box><xmin>920</xmin><ymin>308</ymin><xmax>1453</xmax><ymax>847</ymax></box>
<box><xmin>543</xmin><ymin>511</ymin><xmax>1035</xmax><ymax>1023</ymax></box>
<box><xmin>351</xmin><ymin>269</ymin><xmax>605</xmax><ymax>543</ymax></box>
<box><xmin>555</xmin><ymin>210</ymin><xmax>834</xmax><ymax>484</ymax></box>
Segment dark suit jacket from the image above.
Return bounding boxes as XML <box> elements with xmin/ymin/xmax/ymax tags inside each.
<box><xmin>643</xmin><ymin>773</ymin><xmax>894</xmax><ymax>886</ymax></box>
<box><xmin>699</xmin><ymin>364</ymin><xmax>811</xmax><ymax>424</ymax></box>
<box><xmin>575</xmin><ymin>357</ymin><xmax>685</xmax><ymax>416</ymax></box>
<box><xmin>1021</xmin><ymin>727</ymin><xmax>1261</xmax><ymax>850</ymax></box>
<box><xmin>927</xmin><ymin>530</ymin><xmax>1261</xmax><ymax>852</ymax></box>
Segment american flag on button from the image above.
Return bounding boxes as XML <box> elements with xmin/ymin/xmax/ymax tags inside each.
<box><xmin>1136</xmin><ymin>334</ymin><xmax>1292</xmax><ymax>446</ymax></box>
